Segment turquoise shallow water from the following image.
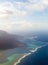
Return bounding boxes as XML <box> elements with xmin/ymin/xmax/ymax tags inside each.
<box><xmin>0</xmin><ymin>40</ymin><xmax>46</xmax><ymax>65</ymax></box>
<box><xmin>0</xmin><ymin>53</ymin><xmax>24</xmax><ymax>65</ymax></box>
<box><xmin>17</xmin><ymin>44</ymin><xmax>48</xmax><ymax>65</ymax></box>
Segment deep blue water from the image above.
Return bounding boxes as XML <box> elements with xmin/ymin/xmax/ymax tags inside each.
<box><xmin>17</xmin><ymin>44</ymin><xmax>48</xmax><ymax>65</ymax></box>
<box><xmin>1</xmin><ymin>38</ymin><xmax>48</xmax><ymax>65</ymax></box>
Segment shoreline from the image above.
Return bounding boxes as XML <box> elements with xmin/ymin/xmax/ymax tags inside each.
<box><xmin>14</xmin><ymin>44</ymin><xmax>48</xmax><ymax>65</ymax></box>
<box><xmin>14</xmin><ymin>53</ymin><xmax>31</xmax><ymax>65</ymax></box>
<box><xmin>14</xmin><ymin>47</ymin><xmax>39</xmax><ymax>65</ymax></box>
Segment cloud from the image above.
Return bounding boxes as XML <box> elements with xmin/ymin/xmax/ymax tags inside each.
<box><xmin>0</xmin><ymin>9</ymin><xmax>13</xmax><ymax>18</ymax></box>
<box><xmin>28</xmin><ymin>0</ymin><xmax>38</xmax><ymax>3</ymax></box>
<box><xmin>26</xmin><ymin>0</ymin><xmax>48</xmax><ymax>12</ymax></box>
<box><xmin>0</xmin><ymin>2</ymin><xmax>13</xmax><ymax>18</ymax></box>
<box><xmin>0</xmin><ymin>21</ymin><xmax>33</xmax><ymax>32</ymax></box>
<box><xmin>0</xmin><ymin>1</ymin><xmax>47</xmax><ymax>34</ymax></box>
<box><xmin>0</xmin><ymin>2</ymin><xmax>27</xmax><ymax>18</ymax></box>
<box><xmin>0</xmin><ymin>0</ymin><xmax>48</xmax><ymax>18</ymax></box>
<box><xmin>0</xmin><ymin>21</ymin><xmax>48</xmax><ymax>33</ymax></box>
<box><xmin>15</xmin><ymin>0</ymin><xmax>48</xmax><ymax>13</ymax></box>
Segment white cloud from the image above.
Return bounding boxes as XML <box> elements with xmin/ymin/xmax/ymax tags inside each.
<box><xmin>0</xmin><ymin>2</ymin><xmax>27</xmax><ymax>18</ymax></box>
<box><xmin>0</xmin><ymin>2</ymin><xmax>14</xmax><ymax>18</ymax></box>
<box><xmin>28</xmin><ymin>0</ymin><xmax>38</xmax><ymax>3</ymax></box>
<box><xmin>0</xmin><ymin>21</ymin><xmax>33</xmax><ymax>32</ymax></box>
<box><xmin>43</xmin><ymin>0</ymin><xmax>48</xmax><ymax>5</ymax></box>
<box><xmin>26</xmin><ymin>0</ymin><xmax>48</xmax><ymax>12</ymax></box>
<box><xmin>0</xmin><ymin>21</ymin><xmax>48</xmax><ymax>33</ymax></box>
<box><xmin>15</xmin><ymin>0</ymin><xmax>48</xmax><ymax>12</ymax></box>
<box><xmin>0</xmin><ymin>0</ymin><xmax>48</xmax><ymax>18</ymax></box>
<box><xmin>0</xmin><ymin>1</ymin><xmax>47</xmax><ymax>34</ymax></box>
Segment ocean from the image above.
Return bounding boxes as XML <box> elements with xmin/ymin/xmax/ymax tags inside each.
<box><xmin>17</xmin><ymin>44</ymin><xmax>48</xmax><ymax>65</ymax></box>
<box><xmin>0</xmin><ymin>39</ymin><xmax>47</xmax><ymax>65</ymax></box>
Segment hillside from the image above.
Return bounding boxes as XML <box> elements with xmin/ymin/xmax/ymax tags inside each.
<box><xmin>0</xmin><ymin>30</ymin><xmax>26</xmax><ymax>50</ymax></box>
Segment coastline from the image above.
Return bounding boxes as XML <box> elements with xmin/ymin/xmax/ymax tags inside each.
<box><xmin>13</xmin><ymin>47</ymin><xmax>39</xmax><ymax>65</ymax></box>
<box><xmin>14</xmin><ymin>44</ymin><xmax>48</xmax><ymax>65</ymax></box>
<box><xmin>14</xmin><ymin>53</ymin><xmax>31</xmax><ymax>65</ymax></box>
<box><xmin>29</xmin><ymin>43</ymin><xmax>48</xmax><ymax>53</ymax></box>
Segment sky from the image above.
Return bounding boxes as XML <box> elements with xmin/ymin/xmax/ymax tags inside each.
<box><xmin>0</xmin><ymin>0</ymin><xmax>48</xmax><ymax>34</ymax></box>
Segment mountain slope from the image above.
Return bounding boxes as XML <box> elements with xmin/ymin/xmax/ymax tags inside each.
<box><xmin>0</xmin><ymin>30</ymin><xmax>26</xmax><ymax>50</ymax></box>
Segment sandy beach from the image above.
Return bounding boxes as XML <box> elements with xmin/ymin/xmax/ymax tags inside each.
<box><xmin>13</xmin><ymin>47</ymin><xmax>38</xmax><ymax>65</ymax></box>
<box><xmin>14</xmin><ymin>53</ymin><xmax>31</xmax><ymax>65</ymax></box>
<box><xmin>14</xmin><ymin>44</ymin><xmax>48</xmax><ymax>65</ymax></box>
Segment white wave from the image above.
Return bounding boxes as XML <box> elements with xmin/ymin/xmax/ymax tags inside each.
<box><xmin>14</xmin><ymin>43</ymin><xmax>48</xmax><ymax>65</ymax></box>
<box><xmin>29</xmin><ymin>43</ymin><xmax>48</xmax><ymax>53</ymax></box>
<box><xmin>29</xmin><ymin>47</ymin><xmax>38</xmax><ymax>52</ymax></box>
<box><xmin>14</xmin><ymin>53</ymin><xmax>31</xmax><ymax>65</ymax></box>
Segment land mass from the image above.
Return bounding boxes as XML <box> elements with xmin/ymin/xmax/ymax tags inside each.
<box><xmin>0</xmin><ymin>30</ymin><xmax>26</xmax><ymax>50</ymax></box>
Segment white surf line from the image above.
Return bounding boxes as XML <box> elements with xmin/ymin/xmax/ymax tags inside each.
<box><xmin>14</xmin><ymin>43</ymin><xmax>48</xmax><ymax>65</ymax></box>
<box><xmin>14</xmin><ymin>47</ymin><xmax>39</xmax><ymax>65</ymax></box>
<box><xmin>29</xmin><ymin>43</ymin><xmax>48</xmax><ymax>53</ymax></box>
<box><xmin>29</xmin><ymin>47</ymin><xmax>38</xmax><ymax>52</ymax></box>
<box><xmin>14</xmin><ymin>53</ymin><xmax>31</xmax><ymax>65</ymax></box>
<box><xmin>14</xmin><ymin>48</ymin><xmax>39</xmax><ymax>65</ymax></box>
